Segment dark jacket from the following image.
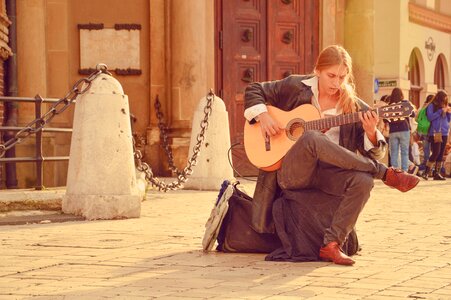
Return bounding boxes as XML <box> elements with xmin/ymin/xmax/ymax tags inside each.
<box><xmin>387</xmin><ymin>100</ymin><xmax>412</xmax><ymax>133</ymax></box>
<box><xmin>244</xmin><ymin>75</ymin><xmax>386</xmax><ymax>233</ymax></box>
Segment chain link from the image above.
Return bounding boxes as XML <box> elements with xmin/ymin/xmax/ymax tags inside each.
<box><xmin>0</xmin><ymin>64</ymin><xmax>110</xmax><ymax>158</ymax></box>
<box><xmin>154</xmin><ymin>95</ymin><xmax>179</xmax><ymax>175</ymax></box>
<box><xmin>133</xmin><ymin>90</ymin><xmax>215</xmax><ymax>192</ymax></box>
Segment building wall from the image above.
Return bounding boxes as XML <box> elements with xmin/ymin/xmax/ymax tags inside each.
<box><xmin>8</xmin><ymin>0</ymin><xmax>449</xmax><ymax>188</ymax></box>
<box><xmin>0</xmin><ymin>0</ymin><xmax>379</xmax><ymax>187</ymax></box>
<box><xmin>13</xmin><ymin>0</ymin><xmax>150</xmax><ymax>188</ymax></box>
<box><xmin>10</xmin><ymin>0</ymin><xmax>215</xmax><ymax>188</ymax></box>
<box><xmin>373</xmin><ymin>0</ymin><xmax>451</xmax><ymax>106</ymax></box>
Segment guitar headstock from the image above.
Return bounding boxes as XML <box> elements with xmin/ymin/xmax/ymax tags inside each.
<box><xmin>378</xmin><ymin>101</ymin><xmax>414</xmax><ymax>121</ymax></box>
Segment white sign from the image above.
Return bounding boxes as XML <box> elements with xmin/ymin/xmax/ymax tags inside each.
<box><xmin>80</xmin><ymin>29</ymin><xmax>140</xmax><ymax>69</ymax></box>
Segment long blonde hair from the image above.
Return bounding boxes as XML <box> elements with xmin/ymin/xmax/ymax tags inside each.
<box><xmin>314</xmin><ymin>45</ymin><xmax>357</xmax><ymax>113</ymax></box>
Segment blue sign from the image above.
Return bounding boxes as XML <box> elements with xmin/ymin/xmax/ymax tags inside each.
<box><xmin>374</xmin><ymin>78</ymin><xmax>379</xmax><ymax>94</ymax></box>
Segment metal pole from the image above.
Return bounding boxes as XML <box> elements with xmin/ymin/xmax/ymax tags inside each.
<box><xmin>35</xmin><ymin>95</ymin><xmax>44</xmax><ymax>190</ymax></box>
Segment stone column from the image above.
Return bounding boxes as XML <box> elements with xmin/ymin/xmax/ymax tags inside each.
<box><xmin>17</xmin><ymin>0</ymin><xmax>47</xmax><ymax>116</ymax></box>
<box><xmin>12</xmin><ymin>0</ymin><xmax>49</xmax><ymax>188</ymax></box>
<box><xmin>345</xmin><ymin>0</ymin><xmax>375</xmax><ymax>105</ymax></box>
<box><xmin>148</xmin><ymin>0</ymin><xmax>214</xmax><ymax>176</ymax></box>
<box><xmin>321</xmin><ymin>0</ymin><xmax>345</xmax><ymax>47</ymax></box>
<box><xmin>168</xmin><ymin>0</ymin><xmax>215</xmax><ymax>170</ymax></box>
<box><xmin>46</xmin><ymin>0</ymin><xmax>70</xmax><ymax>187</ymax></box>
<box><xmin>170</xmin><ymin>0</ymin><xmax>214</xmax><ymax>126</ymax></box>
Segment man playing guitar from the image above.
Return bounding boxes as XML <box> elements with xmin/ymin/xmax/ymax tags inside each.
<box><xmin>244</xmin><ymin>45</ymin><xmax>419</xmax><ymax>265</ymax></box>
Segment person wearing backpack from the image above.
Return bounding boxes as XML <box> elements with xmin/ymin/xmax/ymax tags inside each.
<box><xmin>421</xmin><ymin>90</ymin><xmax>451</xmax><ymax>180</ymax></box>
<box><xmin>416</xmin><ymin>94</ymin><xmax>434</xmax><ymax>172</ymax></box>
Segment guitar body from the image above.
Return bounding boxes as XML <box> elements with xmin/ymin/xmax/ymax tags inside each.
<box><xmin>244</xmin><ymin>104</ymin><xmax>320</xmax><ymax>171</ymax></box>
<box><xmin>243</xmin><ymin>100</ymin><xmax>412</xmax><ymax>171</ymax></box>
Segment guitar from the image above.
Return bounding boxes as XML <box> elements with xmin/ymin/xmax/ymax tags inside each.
<box><xmin>244</xmin><ymin>101</ymin><xmax>414</xmax><ymax>171</ymax></box>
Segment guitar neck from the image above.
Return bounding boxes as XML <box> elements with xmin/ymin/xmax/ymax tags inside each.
<box><xmin>305</xmin><ymin>108</ymin><xmax>381</xmax><ymax>131</ymax></box>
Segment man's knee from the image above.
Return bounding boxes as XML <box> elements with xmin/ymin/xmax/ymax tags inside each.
<box><xmin>351</xmin><ymin>172</ymin><xmax>374</xmax><ymax>195</ymax></box>
<box><xmin>296</xmin><ymin>130</ymin><xmax>322</xmax><ymax>148</ymax></box>
<box><xmin>300</xmin><ymin>130</ymin><xmax>321</xmax><ymax>142</ymax></box>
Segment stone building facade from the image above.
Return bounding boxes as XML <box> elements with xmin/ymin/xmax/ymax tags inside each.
<box><xmin>373</xmin><ymin>0</ymin><xmax>451</xmax><ymax>108</ymax></box>
<box><xmin>1</xmin><ymin>0</ymin><xmax>450</xmax><ymax>188</ymax></box>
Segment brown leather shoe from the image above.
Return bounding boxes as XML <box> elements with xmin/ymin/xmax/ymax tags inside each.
<box><xmin>319</xmin><ymin>242</ymin><xmax>355</xmax><ymax>265</ymax></box>
<box><xmin>383</xmin><ymin>167</ymin><xmax>420</xmax><ymax>192</ymax></box>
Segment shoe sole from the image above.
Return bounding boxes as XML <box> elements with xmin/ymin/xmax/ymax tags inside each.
<box><xmin>319</xmin><ymin>253</ymin><xmax>355</xmax><ymax>265</ymax></box>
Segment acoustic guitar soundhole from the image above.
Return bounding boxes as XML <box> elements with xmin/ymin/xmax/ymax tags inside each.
<box><xmin>286</xmin><ymin>118</ymin><xmax>305</xmax><ymax>141</ymax></box>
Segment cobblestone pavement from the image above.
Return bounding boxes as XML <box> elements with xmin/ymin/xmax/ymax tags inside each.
<box><xmin>0</xmin><ymin>179</ymin><xmax>450</xmax><ymax>299</ymax></box>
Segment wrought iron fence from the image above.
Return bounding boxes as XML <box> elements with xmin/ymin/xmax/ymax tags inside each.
<box><xmin>0</xmin><ymin>95</ymin><xmax>73</xmax><ymax>190</ymax></box>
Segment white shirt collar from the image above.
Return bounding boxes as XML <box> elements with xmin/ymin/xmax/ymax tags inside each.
<box><xmin>302</xmin><ymin>75</ymin><xmax>342</xmax><ymax>114</ymax></box>
<box><xmin>301</xmin><ymin>76</ymin><xmax>320</xmax><ymax>111</ymax></box>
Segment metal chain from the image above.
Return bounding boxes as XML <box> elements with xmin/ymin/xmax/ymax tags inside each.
<box><xmin>154</xmin><ymin>95</ymin><xmax>179</xmax><ymax>175</ymax></box>
<box><xmin>133</xmin><ymin>90</ymin><xmax>215</xmax><ymax>192</ymax></box>
<box><xmin>0</xmin><ymin>64</ymin><xmax>110</xmax><ymax>158</ymax></box>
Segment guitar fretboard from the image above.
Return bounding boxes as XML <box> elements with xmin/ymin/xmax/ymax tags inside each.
<box><xmin>303</xmin><ymin>108</ymin><xmax>381</xmax><ymax>131</ymax></box>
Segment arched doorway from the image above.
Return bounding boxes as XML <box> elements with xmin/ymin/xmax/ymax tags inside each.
<box><xmin>434</xmin><ymin>54</ymin><xmax>447</xmax><ymax>90</ymax></box>
<box><xmin>408</xmin><ymin>49</ymin><xmax>422</xmax><ymax>108</ymax></box>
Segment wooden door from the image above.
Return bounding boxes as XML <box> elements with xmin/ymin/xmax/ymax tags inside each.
<box><xmin>216</xmin><ymin>0</ymin><xmax>319</xmax><ymax>176</ymax></box>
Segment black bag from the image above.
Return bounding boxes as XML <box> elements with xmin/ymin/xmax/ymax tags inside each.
<box><xmin>216</xmin><ymin>183</ymin><xmax>281</xmax><ymax>253</ymax></box>
<box><xmin>213</xmin><ymin>182</ymin><xmax>360</xmax><ymax>260</ymax></box>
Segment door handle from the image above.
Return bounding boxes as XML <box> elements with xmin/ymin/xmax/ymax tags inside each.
<box><xmin>241</xmin><ymin>68</ymin><xmax>254</xmax><ymax>83</ymax></box>
<box><xmin>282</xmin><ymin>31</ymin><xmax>293</xmax><ymax>44</ymax></box>
<box><xmin>241</xmin><ymin>29</ymin><xmax>253</xmax><ymax>42</ymax></box>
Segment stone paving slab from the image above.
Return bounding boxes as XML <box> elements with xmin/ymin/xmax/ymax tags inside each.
<box><xmin>0</xmin><ymin>180</ymin><xmax>450</xmax><ymax>299</ymax></box>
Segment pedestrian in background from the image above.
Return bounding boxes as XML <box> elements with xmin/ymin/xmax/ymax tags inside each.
<box><xmin>375</xmin><ymin>95</ymin><xmax>390</xmax><ymax>138</ymax></box>
<box><xmin>388</xmin><ymin>88</ymin><xmax>412</xmax><ymax>171</ymax></box>
<box><xmin>417</xmin><ymin>94</ymin><xmax>434</xmax><ymax>171</ymax></box>
<box><xmin>421</xmin><ymin>90</ymin><xmax>451</xmax><ymax>180</ymax></box>
<box><xmin>408</xmin><ymin>133</ymin><xmax>420</xmax><ymax>175</ymax></box>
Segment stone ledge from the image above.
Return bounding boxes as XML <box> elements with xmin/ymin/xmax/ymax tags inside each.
<box><xmin>0</xmin><ymin>210</ymin><xmax>85</xmax><ymax>225</ymax></box>
<box><xmin>0</xmin><ymin>189</ymin><xmax>65</xmax><ymax>212</ymax></box>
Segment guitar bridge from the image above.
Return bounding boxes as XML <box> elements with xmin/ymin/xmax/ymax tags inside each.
<box><xmin>265</xmin><ymin>134</ymin><xmax>271</xmax><ymax>151</ymax></box>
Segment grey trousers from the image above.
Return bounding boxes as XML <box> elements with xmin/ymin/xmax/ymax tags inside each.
<box><xmin>277</xmin><ymin>131</ymin><xmax>387</xmax><ymax>245</ymax></box>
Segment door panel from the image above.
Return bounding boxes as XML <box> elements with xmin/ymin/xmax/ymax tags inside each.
<box><xmin>222</xmin><ymin>0</ymin><xmax>266</xmax><ymax>176</ymax></box>
<box><xmin>219</xmin><ymin>0</ymin><xmax>318</xmax><ymax>176</ymax></box>
<box><xmin>268</xmin><ymin>0</ymin><xmax>305</xmax><ymax>79</ymax></box>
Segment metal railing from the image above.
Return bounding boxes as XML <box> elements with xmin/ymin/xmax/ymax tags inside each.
<box><xmin>0</xmin><ymin>95</ymin><xmax>73</xmax><ymax>190</ymax></box>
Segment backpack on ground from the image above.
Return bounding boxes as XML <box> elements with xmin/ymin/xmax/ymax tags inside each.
<box><xmin>202</xmin><ymin>180</ymin><xmax>281</xmax><ymax>253</ymax></box>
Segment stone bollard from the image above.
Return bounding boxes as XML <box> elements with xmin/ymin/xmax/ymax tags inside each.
<box><xmin>62</xmin><ymin>73</ymin><xmax>141</xmax><ymax>220</ymax></box>
<box><xmin>183</xmin><ymin>95</ymin><xmax>235</xmax><ymax>190</ymax></box>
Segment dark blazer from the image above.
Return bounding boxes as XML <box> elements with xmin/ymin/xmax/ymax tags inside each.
<box><xmin>244</xmin><ymin>75</ymin><xmax>386</xmax><ymax>233</ymax></box>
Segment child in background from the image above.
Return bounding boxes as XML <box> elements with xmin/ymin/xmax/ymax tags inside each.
<box><xmin>408</xmin><ymin>133</ymin><xmax>420</xmax><ymax>175</ymax></box>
